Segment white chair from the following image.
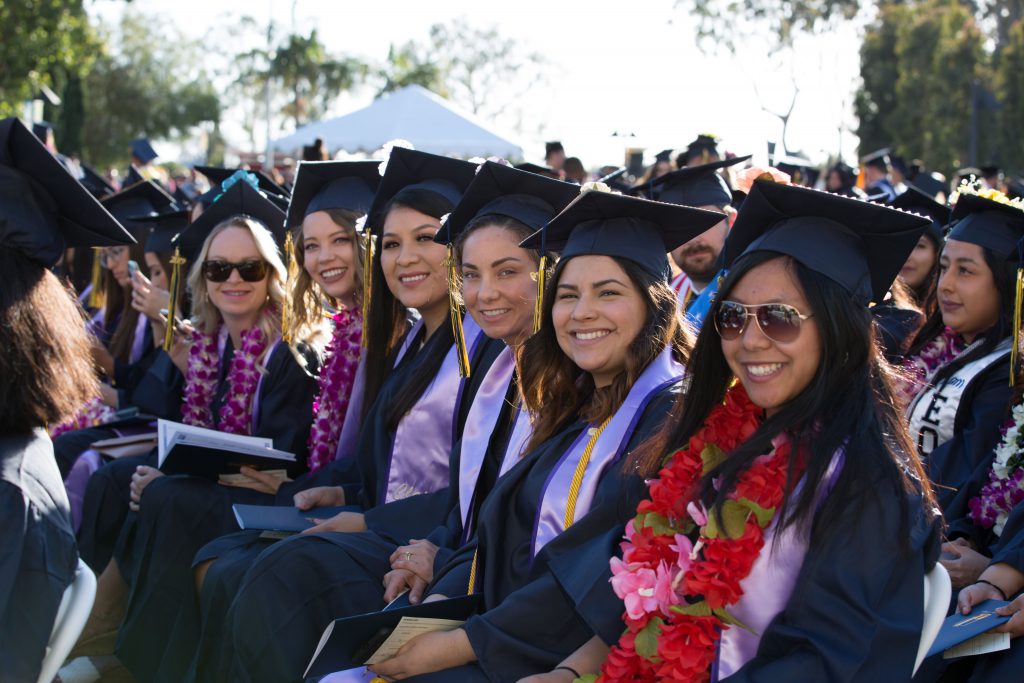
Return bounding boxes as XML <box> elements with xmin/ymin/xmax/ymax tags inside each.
<box><xmin>914</xmin><ymin>562</ymin><xmax>952</xmax><ymax>676</ymax></box>
<box><xmin>37</xmin><ymin>557</ymin><xmax>97</xmax><ymax>683</ymax></box>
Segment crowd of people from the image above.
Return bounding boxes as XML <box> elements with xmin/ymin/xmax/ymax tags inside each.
<box><xmin>3</xmin><ymin>115</ymin><xmax>1024</xmax><ymax>683</ymax></box>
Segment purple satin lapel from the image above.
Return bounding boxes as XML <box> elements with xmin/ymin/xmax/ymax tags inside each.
<box><xmin>382</xmin><ymin>315</ymin><xmax>484</xmax><ymax>504</ymax></box>
<box><xmin>457</xmin><ymin>346</ymin><xmax>518</xmax><ymax>531</ymax></box>
<box><xmin>531</xmin><ymin>346</ymin><xmax>683</xmax><ymax>558</ymax></box>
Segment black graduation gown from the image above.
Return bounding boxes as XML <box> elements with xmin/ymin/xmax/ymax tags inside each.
<box><xmin>0</xmin><ymin>430</ymin><xmax>78</xmax><ymax>682</ymax></box>
<box><xmin>401</xmin><ymin>385</ymin><xmax>679</xmax><ymax>683</ymax></box>
<box><xmin>142</xmin><ymin>331</ymin><xmax>501</xmax><ymax>683</ymax></box>
<box><xmin>114</xmin><ymin>340</ymin><xmax>318</xmax><ymax>680</ymax></box>
<box><xmin>220</xmin><ymin>367</ymin><xmax>518</xmax><ymax>683</ymax></box>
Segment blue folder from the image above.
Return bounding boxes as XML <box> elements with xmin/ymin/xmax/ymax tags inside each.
<box><xmin>926</xmin><ymin>599</ymin><xmax>1012</xmax><ymax>657</ymax></box>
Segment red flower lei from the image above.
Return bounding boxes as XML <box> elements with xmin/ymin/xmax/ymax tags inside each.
<box><xmin>599</xmin><ymin>384</ymin><xmax>805</xmax><ymax>683</ymax></box>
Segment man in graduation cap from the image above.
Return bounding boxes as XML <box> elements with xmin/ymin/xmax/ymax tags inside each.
<box><xmin>862</xmin><ymin>148</ymin><xmax>899</xmax><ymax>202</ymax></box>
<box><xmin>125</xmin><ymin>137</ymin><xmax>169</xmax><ymax>188</ymax></box>
<box><xmin>632</xmin><ymin>155</ymin><xmax>750</xmax><ymax>329</ymax></box>
<box><xmin>0</xmin><ymin>117</ymin><xmax>135</xmax><ymax>681</ymax></box>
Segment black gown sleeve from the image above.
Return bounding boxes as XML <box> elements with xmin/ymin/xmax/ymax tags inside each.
<box><xmin>723</xmin><ymin>491</ymin><xmax>941</xmax><ymax>682</ymax></box>
<box><xmin>130</xmin><ymin>349</ymin><xmax>185</xmax><ymax>420</ymax></box>
<box><xmin>988</xmin><ymin>499</ymin><xmax>1024</xmax><ymax>570</ymax></box>
<box><xmin>927</xmin><ymin>360</ymin><xmax>1011</xmax><ymax>520</ymax></box>
<box><xmin>253</xmin><ymin>343</ymin><xmax>318</xmax><ymax>469</ymax></box>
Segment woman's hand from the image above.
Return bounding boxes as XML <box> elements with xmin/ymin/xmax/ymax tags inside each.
<box><xmin>957</xmin><ymin>581</ymin><xmax>1005</xmax><ymax>615</ymax></box>
<box><xmin>130</xmin><ymin>271</ymin><xmax>170</xmax><ymax>322</ymax></box>
<box><xmin>367</xmin><ymin>628</ymin><xmax>475</xmax><ymax>680</ymax></box>
<box><xmin>98</xmin><ymin>383</ymin><xmax>120</xmax><ymax>409</ymax></box>
<box><xmin>302</xmin><ymin>511</ymin><xmax>366</xmax><ymax>534</ymax></box>
<box><xmin>129</xmin><ymin>465</ymin><xmax>164</xmax><ymax>512</ymax></box>
<box><xmin>219</xmin><ymin>466</ymin><xmax>290</xmax><ymax>495</ymax></box>
<box><xmin>382</xmin><ymin>568</ymin><xmax>430</xmax><ymax>605</ymax></box>
<box><xmin>389</xmin><ymin>539</ymin><xmax>439</xmax><ymax>583</ymax></box>
<box><xmin>293</xmin><ymin>485</ymin><xmax>346</xmax><ymax>510</ymax></box>
<box><xmin>941</xmin><ymin>541</ymin><xmax>990</xmax><ymax>588</ymax></box>
<box><xmin>994</xmin><ymin>594</ymin><xmax>1024</xmax><ymax>639</ymax></box>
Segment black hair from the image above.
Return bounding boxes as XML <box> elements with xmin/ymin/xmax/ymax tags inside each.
<box><xmin>636</xmin><ymin>251</ymin><xmax>936</xmax><ymax>549</ymax></box>
<box><xmin>362</xmin><ymin>187</ymin><xmax>457</xmax><ymax>427</ymax></box>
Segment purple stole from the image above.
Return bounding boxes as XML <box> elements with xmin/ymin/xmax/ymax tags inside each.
<box><xmin>531</xmin><ymin>346</ymin><xmax>684</xmax><ymax>558</ymax></box>
<box><xmin>382</xmin><ymin>315</ymin><xmax>485</xmax><ymax>503</ymax></box>
<box><xmin>456</xmin><ymin>346</ymin><xmax>534</xmax><ymax>538</ymax></box>
<box><xmin>129</xmin><ymin>313</ymin><xmax>149</xmax><ymax>364</ymax></box>
<box><xmin>711</xmin><ymin>448</ymin><xmax>845</xmax><ymax>681</ymax></box>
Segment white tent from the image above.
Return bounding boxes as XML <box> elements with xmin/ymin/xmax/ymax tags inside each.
<box><xmin>272</xmin><ymin>85</ymin><xmax>523</xmax><ymax>159</ymax></box>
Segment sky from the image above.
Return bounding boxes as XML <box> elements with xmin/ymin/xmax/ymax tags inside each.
<box><xmin>89</xmin><ymin>0</ymin><xmax>869</xmax><ymax>169</ymax></box>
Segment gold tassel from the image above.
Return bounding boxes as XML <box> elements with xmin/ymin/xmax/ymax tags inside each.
<box><xmin>532</xmin><ymin>254</ymin><xmax>547</xmax><ymax>334</ymax></box>
<box><xmin>360</xmin><ymin>232</ymin><xmax>375</xmax><ymax>348</ymax></box>
<box><xmin>446</xmin><ymin>244</ymin><xmax>471</xmax><ymax>378</ymax></box>
<box><xmin>88</xmin><ymin>247</ymin><xmax>104</xmax><ymax>309</ymax></box>
<box><xmin>163</xmin><ymin>247</ymin><xmax>186</xmax><ymax>352</ymax></box>
<box><xmin>1012</xmin><ymin>267</ymin><xmax>1022</xmax><ymax>388</ymax></box>
<box><xmin>282</xmin><ymin>231</ymin><xmax>298</xmax><ymax>344</ymax></box>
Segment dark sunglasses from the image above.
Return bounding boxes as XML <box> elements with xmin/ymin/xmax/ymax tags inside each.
<box><xmin>202</xmin><ymin>259</ymin><xmax>269</xmax><ymax>283</ymax></box>
<box><xmin>714</xmin><ymin>300</ymin><xmax>813</xmax><ymax>344</ymax></box>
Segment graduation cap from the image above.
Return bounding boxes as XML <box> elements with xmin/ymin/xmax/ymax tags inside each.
<box><xmin>124</xmin><ymin>165</ymin><xmax>145</xmax><ymax>187</ymax></box>
<box><xmin>891</xmin><ymin>187</ymin><xmax>949</xmax><ymax>247</ymax></box>
<box><xmin>724</xmin><ymin>180</ymin><xmax>931</xmax><ymax>305</ymax></box>
<box><xmin>130</xmin><ymin>138</ymin><xmax>158</xmax><ymax>164</ymax></box>
<box><xmin>514</xmin><ymin>162</ymin><xmax>561</xmax><ymax>179</ymax></box>
<box><xmin>774</xmin><ymin>158</ymin><xmax>820</xmax><ymax>188</ymax></box>
<box><xmin>285</xmin><ymin>160</ymin><xmax>381</xmax><ymax>229</ymax></box>
<box><xmin>196</xmin><ymin>165</ymin><xmax>288</xmax><ymax>199</ymax></box>
<box><xmin>654</xmin><ymin>149</ymin><xmax>674</xmax><ymax>164</ymax></box>
<box><xmin>128</xmin><ymin>208</ymin><xmax>190</xmax><ymax>253</ymax></box>
<box><xmin>683</xmin><ymin>134</ymin><xmax>721</xmax><ymax>165</ymax></box>
<box><xmin>632</xmin><ymin>155</ymin><xmax>751</xmax><ymax>208</ymax></box>
<box><xmin>101</xmin><ymin>180</ymin><xmax>177</xmax><ymax>224</ymax></box>
<box><xmin>366</xmin><ymin>147</ymin><xmax>478</xmax><ymax>234</ymax></box>
<box><xmin>521</xmin><ymin>187</ymin><xmax>727</xmax><ymax>280</ymax></box>
<box><xmin>861</xmin><ymin>148</ymin><xmax>891</xmax><ymax>172</ymax></box>
<box><xmin>545</xmin><ymin>141</ymin><xmax>564</xmax><ymax>156</ymax></box>
<box><xmin>947</xmin><ymin>186</ymin><xmax>1024</xmax><ymax>262</ymax></box>
<box><xmin>32</xmin><ymin>121</ymin><xmax>53</xmax><ymax>143</ymax></box>
<box><xmin>78</xmin><ymin>163</ymin><xmax>117</xmax><ymax>199</ymax></box>
<box><xmin>0</xmin><ymin>117</ymin><xmax>134</xmax><ymax>267</ymax></box>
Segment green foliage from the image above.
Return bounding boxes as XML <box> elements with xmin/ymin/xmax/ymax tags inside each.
<box><xmin>378</xmin><ymin>41</ymin><xmax>449</xmax><ymax>97</ymax></box>
<box><xmin>996</xmin><ymin>19</ymin><xmax>1024</xmax><ymax>170</ymax></box>
<box><xmin>0</xmin><ymin>0</ymin><xmax>100</xmax><ymax>117</ymax></box>
<box><xmin>78</xmin><ymin>11</ymin><xmax>220</xmax><ymax>168</ymax></box>
<box><xmin>678</xmin><ymin>0</ymin><xmax>861</xmax><ymax>52</ymax></box>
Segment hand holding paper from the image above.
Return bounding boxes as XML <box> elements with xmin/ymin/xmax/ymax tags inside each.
<box><xmin>367</xmin><ymin>627</ymin><xmax>475</xmax><ymax>679</ymax></box>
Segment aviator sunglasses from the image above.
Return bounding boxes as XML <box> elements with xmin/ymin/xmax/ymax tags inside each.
<box><xmin>714</xmin><ymin>300</ymin><xmax>813</xmax><ymax>344</ymax></box>
<box><xmin>202</xmin><ymin>259</ymin><xmax>269</xmax><ymax>283</ymax></box>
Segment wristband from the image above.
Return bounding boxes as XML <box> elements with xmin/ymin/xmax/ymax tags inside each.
<box><xmin>976</xmin><ymin>579</ymin><xmax>1009</xmax><ymax>601</ymax></box>
<box><xmin>555</xmin><ymin>665</ymin><xmax>582</xmax><ymax>679</ymax></box>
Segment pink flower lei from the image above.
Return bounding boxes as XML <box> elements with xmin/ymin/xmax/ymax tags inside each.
<box><xmin>892</xmin><ymin>327</ymin><xmax>965</xmax><ymax>408</ymax></box>
<box><xmin>307</xmin><ymin>309</ymin><xmax>363</xmax><ymax>471</ymax></box>
<box><xmin>180</xmin><ymin>325</ymin><xmax>269</xmax><ymax>435</ymax></box>
<box><xmin>49</xmin><ymin>396</ymin><xmax>117</xmax><ymax>439</ymax></box>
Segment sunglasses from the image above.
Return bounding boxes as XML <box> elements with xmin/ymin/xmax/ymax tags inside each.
<box><xmin>202</xmin><ymin>259</ymin><xmax>269</xmax><ymax>283</ymax></box>
<box><xmin>98</xmin><ymin>245</ymin><xmax>130</xmax><ymax>269</ymax></box>
<box><xmin>714</xmin><ymin>300</ymin><xmax>813</xmax><ymax>344</ymax></box>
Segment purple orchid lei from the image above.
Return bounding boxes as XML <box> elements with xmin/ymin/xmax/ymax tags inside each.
<box><xmin>181</xmin><ymin>325</ymin><xmax>268</xmax><ymax>435</ymax></box>
<box><xmin>969</xmin><ymin>405</ymin><xmax>1024</xmax><ymax>535</ymax></box>
<box><xmin>893</xmin><ymin>326</ymin><xmax>965</xmax><ymax>408</ymax></box>
<box><xmin>306</xmin><ymin>309</ymin><xmax>363</xmax><ymax>471</ymax></box>
<box><xmin>49</xmin><ymin>396</ymin><xmax>117</xmax><ymax>439</ymax></box>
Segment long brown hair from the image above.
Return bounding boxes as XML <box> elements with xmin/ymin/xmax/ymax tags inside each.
<box><xmin>107</xmin><ymin>240</ymin><xmax>150</xmax><ymax>364</ymax></box>
<box><xmin>517</xmin><ymin>256</ymin><xmax>691</xmax><ymax>452</ymax></box>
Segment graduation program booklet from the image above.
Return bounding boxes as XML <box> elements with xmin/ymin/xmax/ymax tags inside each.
<box><xmin>927</xmin><ymin>599</ymin><xmax>1012</xmax><ymax>658</ymax></box>
<box><xmin>231</xmin><ymin>503</ymin><xmax>352</xmax><ymax>533</ymax></box>
<box><xmin>303</xmin><ymin>594</ymin><xmax>482</xmax><ymax>679</ymax></box>
<box><xmin>157</xmin><ymin>419</ymin><xmax>295</xmax><ymax>479</ymax></box>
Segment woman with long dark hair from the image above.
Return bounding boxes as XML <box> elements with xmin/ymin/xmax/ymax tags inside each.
<box><xmin>0</xmin><ymin>116</ymin><xmax>135</xmax><ymax>681</ymax></box>
<box><xmin>539</xmin><ymin>179</ymin><xmax>940</xmax><ymax>682</ymax></box>
<box><xmin>907</xmin><ymin>185</ymin><xmax>1023</xmax><ymax>522</ymax></box>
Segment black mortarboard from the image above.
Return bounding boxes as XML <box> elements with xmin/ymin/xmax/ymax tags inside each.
<box><xmin>520</xmin><ymin>189</ymin><xmax>726</xmax><ymax>279</ymax></box>
<box><xmin>285</xmin><ymin>161</ymin><xmax>380</xmax><ymax>229</ymax></box>
<box><xmin>101</xmin><ymin>180</ymin><xmax>177</xmax><ymax>223</ymax></box>
<box><xmin>175</xmin><ymin>179</ymin><xmax>286</xmax><ymax>263</ymax></box>
<box><xmin>130</xmin><ymin>138</ymin><xmax>158</xmax><ymax>164</ymax></box>
<box><xmin>514</xmin><ymin>162</ymin><xmax>561</xmax><ymax>179</ymax></box>
<box><xmin>724</xmin><ymin>180</ymin><xmax>931</xmax><ymax>304</ymax></box>
<box><xmin>891</xmin><ymin>187</ymin><xmax>949</xmax><ymax>246</ymax></box>
<box><xmin>124</xmin><ymin>165</ymin><xmax>144</xmax><ymax>187</ymax></box>
<box><xmin>980</xmin><ymin>165</ymin><xmax>1001</xmax><ymax>178</ymax></box>
<box><xmin>545</xmin><ymin>141</ymin><xmax>564</xmax><ymax>156</ymax></box>
<box><xmin>130</xmin><ymin>209</ymin><xmax>189</xmax><ymax>253</ymax></box>
<box><xmin>78</xmin><ymin>163</ymin><xmax>117</xmax><ymax>199</ymax></box>
<box><xmin>683</xmin><ymin>134</ymin><xmax>721</xmax><ymax>165</ymax></box>
<box><xmin>366</xmin><ymin>147</ymin><xmax>478</xmax><ymax>235</ymax></box>
<box><xmin>890</xmin><ymin>155</ymin><xmax>909</xmax><ymax>177</ymax></box>
<box><xmin>32</xmin><ymin>121</ymin><xmax>52</xmax><ymax>142</ymax></box>
<box><xmin>0</xmin><ymin>117</ymin><xmax>134</xmax><ymax>267</ymax></box>
<box><xmin>861</xmin><ymin>148</ymin><xmax>891</xmax><ymax>172</ymax></box>
<box><xmin>632</xmin><ymin>155</ymin><xmax>750</xmax><ymax>208</ymax></box>
<box><xmin>654</xmin><ymin>149</ymin><xmax>674</xmax><ymax>164</ymax></box>
<box><xmin>947</xmin><ymin>189</ymin><xmax>1024</xmax><ymax>262</ymax></box>
<box><xmin>774</xmin><ymin>157</ymin><xmax>820</xmax><ymax>188</ymax></box>
<box><xmin>196</xmin><ymin>165</ymin><xmax>288</xmax><ymax>198</ymax></box>
<box><xmin>435</xmin><ymin>161</ymin><xmax>579</xmax><ymax>245</ymax></box>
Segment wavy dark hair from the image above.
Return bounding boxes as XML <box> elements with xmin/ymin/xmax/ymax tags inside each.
<box><xmin>633</xmin><ymin>252</ymin><xmax>937</xmax><ymax>546</ymax></box>
<box><xmin>363</xmin><ymin>187</ymin><xmax>455</xmax><ymax>427</ymax></box>
<box><xmin>911</xmin><ymin>243</ymin><xmax>1015</xmax><ymax>387</ymax></box>
<box><xmin>518</xmin><ymin>256</ymin><xmax>691</xmax><ymax>453</ymax></box>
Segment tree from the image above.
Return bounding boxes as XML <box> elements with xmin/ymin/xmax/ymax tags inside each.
<box><xmin>78</xmin><ymin>11</ymin><xmax>221</xmax><ymax>168</ymax></box>
<box><xmin>377</xmin><ymin>41</ymin><xmax>449</xmax><ymax>97</ymax></box>
<box><xmin>996</xmin><ymin>19</ymin><xmax>1024</xmax><ymax>170</ymax></box>
<box><xmin>0</xmin><ymin>0</ymin><xmax>100</xmax><ymax>117</ymax></box>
